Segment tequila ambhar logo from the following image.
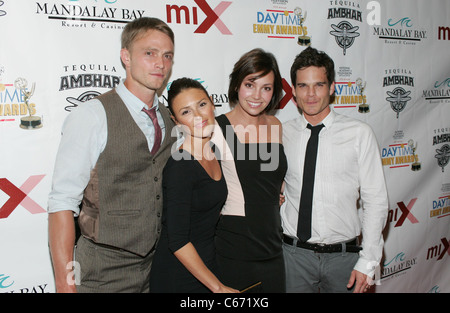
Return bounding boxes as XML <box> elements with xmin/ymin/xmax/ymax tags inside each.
<box><xmin>383</xmin><ymin>68</ymin><xmax>414</xmax><ymax>119</ymax></box>
<box><xmin>433</xmin><ymin>127</ymin><xmax>450</xmax><ymax>173</ymax></box>
<box><xmin>329</xmin><ymin>21</ymin><xmax>360</xmax><ymax>55</ymax></box>
<box><xmin>65</xmin><ymin>91</ymin><xmax>101</xmax><ymax>112</ymax></box>
<box><xmin>386</xmin><ymin>87</ymin><xmax>411</xmax><ymax>119</ymax></box>
<box><xmin>327</xmin><ymin>2</ymin><xmax>362</xmax><ymax>55</ymax></box>
<box><xmin>59</xmin><ymin>63</ymin><xmax>121</xmax><ymax>111</ymax></box>
<box><xmin>435</xmin><ymin>144</ymin><xmax>450</xmax><ymax>172</ymax></box>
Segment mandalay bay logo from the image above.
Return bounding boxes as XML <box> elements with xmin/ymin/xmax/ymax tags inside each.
<box><xmin>381</xmin><ymin>251</ymin><xmax>417</xmax><ymax>281</ymax></box>
<box><xmin>423</xmin><ymin>78</ymin><xmax>450</xmax><ymax>104</ymax></box>
<box><xmin>372</xmin><ymin>16</ymin><xmax>427</xmax><ymax>46</ymax></box>
<box><xmin>35</xmin><ymin>1</ymin><xmax>145</xmax><ymax>29</ymax></box>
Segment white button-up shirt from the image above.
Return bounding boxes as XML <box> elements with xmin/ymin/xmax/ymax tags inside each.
<box><xmin>281</xmin><ymin>110</ymin><xmax>388</xmax><ymax>275</ymax></box>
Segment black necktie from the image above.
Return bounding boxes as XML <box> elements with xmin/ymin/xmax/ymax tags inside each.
<box><xmin>297</xmin><ymin>123</ymin><xmax>324</xmax><ymax>242</ymax></box>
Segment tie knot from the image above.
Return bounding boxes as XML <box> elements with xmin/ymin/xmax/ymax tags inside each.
<box><xmin>142</xmin><ymin>107</ymin><xmax>157</xmax><ymax>121</ymax></box>
<box><xmin>307</xmin><ymin>123</ymin><xmax>324</xmax><ymax>135</ymax></box>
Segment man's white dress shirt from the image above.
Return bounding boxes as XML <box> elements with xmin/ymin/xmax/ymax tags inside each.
<box><xmin>281</xmin><ymin>110</ymin><xmax>388</xmax><ymax>275</ymax></box>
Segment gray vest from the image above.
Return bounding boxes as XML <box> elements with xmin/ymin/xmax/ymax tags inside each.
<box><xmin>78</xmin><ymin>89</ymin><xmax>175</xmax><ymax>256</ymax></box>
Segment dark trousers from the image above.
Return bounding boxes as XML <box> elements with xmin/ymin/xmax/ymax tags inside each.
<box><xmin>283</xmin><ymin>242</ymin><xmax>359</xmax><ymax>293</ymax></box>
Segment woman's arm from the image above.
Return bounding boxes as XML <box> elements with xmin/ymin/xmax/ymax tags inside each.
<box><xmin>174</xmin><ymin>243</ymin><xmax>238</xmax><ymax>293</ymax></box>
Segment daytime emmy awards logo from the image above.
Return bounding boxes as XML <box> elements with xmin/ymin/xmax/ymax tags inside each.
<box><xmin>14</xmin><ymin>78</ymin><xmax>42</xmax><ymax>129</ymax></box>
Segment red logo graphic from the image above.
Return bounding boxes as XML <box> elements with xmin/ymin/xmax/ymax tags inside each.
<box><xmin>438</xmin><ymin>238</ymin><xmax>450</xmax><ymax>260</ymax></box>
<box><xmin>427</xmin><ymin>238</ymin><xmax>450</xmax><ymax>261</ymax></box>
<box><xmin>0</xmin><ymin>175</ymin><xmax>46</xmax><ymax>219</ymax></box>
<box><xmin>278</xmin><ymin>78</ymin><xmax>293</xmax><ymax>110</ymax></box>
<box><xmin>387</xmin><ymin>198</ymin><xmax>419</xmax><ymax>227</ymax></box>
<box><xmin>395</xmin><ymin>198</ymin><xmax>419</xmax><ymax>226</ymax></box>
<box><xmin>166</xmin><ymin>0</ymin><xmax>232</xmax><ymax>34</ymax></box>
<box><xmin>195</xmin><ymin>0</ymin><xmax>232</xmax><ymax>34</ymax></box>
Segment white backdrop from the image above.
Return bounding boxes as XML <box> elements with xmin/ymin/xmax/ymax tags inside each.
<box><xmin>0</xmin><ymin>0</ymin><xmax>449</xmax><ymax>293</ymax></box>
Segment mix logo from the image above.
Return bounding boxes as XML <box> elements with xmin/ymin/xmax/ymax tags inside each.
<box><xmin>0</xmin><ymin>175</ymin><xmax>46</xmax><ymax>219</ymax></box>
<box><xmin>387</xmin><ymin>198</ymin><xmax>419</xmax><ymax>227</ymax></box>
<box><xmin>437</xmin><ymin>26</ymin><xmax>449</xmax><ymax>40</ymax></box>
<box><xmin>166</xmin><ymin>0</ymin><xmax>232</xmax><ymax>35</ymax></box>
<box><xmin>426</xmin><ymin>238</ymin><xmax>450</xmax><ymax>261</ymax></box>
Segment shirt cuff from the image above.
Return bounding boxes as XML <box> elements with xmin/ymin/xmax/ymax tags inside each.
<box><xmin>354</xmin><ymin>257</ymin><xmax>379</xmax><ymax>278</ymax></box>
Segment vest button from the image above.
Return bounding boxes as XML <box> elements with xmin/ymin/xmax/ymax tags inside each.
<box><xmin>156</xmin><ymin>195</ymin><xmax>161</xmax><ymax>200</ymax></box>
<box><xmin>154</xmin><ymin>177</ymin><xmax>158</xmax><ymax>182</ymax></box>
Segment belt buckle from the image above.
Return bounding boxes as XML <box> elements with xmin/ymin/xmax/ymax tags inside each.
<box><xmin>314</xmin><ymin>243</ymin><xmax>326</xmax><ymax>253</ymax></box>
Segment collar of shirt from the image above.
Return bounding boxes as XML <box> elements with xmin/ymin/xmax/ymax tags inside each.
<box><xmin>298</xmin><ymin>109</ymin><xmax>335</xmax><ymax>131</ymax></box>
<box><xmin>115</xmin><ymin>80</ymin><xmax>160</xmax><ymax>114</ymax></box>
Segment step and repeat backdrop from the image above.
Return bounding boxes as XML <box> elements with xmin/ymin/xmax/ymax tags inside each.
<box><xmin>0</xmin><ymin>0</ymin><xmax>449</xmax><ymax>293</ymax></box>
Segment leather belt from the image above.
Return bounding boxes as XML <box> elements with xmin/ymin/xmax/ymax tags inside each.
<box><xmin>283</xmin><ymin>235</ymin><xmax>362</xmax><ymax>253</ymax></box>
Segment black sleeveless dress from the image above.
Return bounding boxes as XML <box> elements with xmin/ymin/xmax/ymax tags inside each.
<box><xmin>214</xmin><ymin>114</ymin><xmax>288</xmax><ymax>293</ymax></box>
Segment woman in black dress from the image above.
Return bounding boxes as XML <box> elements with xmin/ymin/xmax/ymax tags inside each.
<box><xmin>211</xmin><ymin>49</ymin><xmax>287</xmax><ymax>292</ymax></box>
<box><xmin>149</xmin><ymin>78</ymin><xmax>237</xmax><ymax>293</ymax></box>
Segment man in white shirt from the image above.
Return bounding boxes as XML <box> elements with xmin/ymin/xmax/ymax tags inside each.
<box><xmin>47</xmin><ymin>17</ymin><xmax>176</xmax><ymax>293</ymax></box>
<box><xmin>281</xmin><ymin>47</ymin><xmax>388</xmax><ymax>293</ymax></box>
